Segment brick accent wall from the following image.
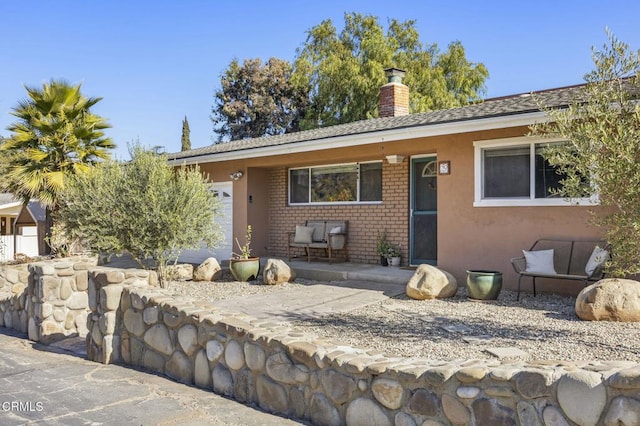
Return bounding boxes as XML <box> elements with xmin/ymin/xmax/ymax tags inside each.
<box><xmin>268</xmin><ymin>160</ymin><xmax>410</xmax><ymax>265</ymax></box>
<box><xmin>379</xmin><ymin>82</ymin><xmax>409</xmax><ymax>118</ymax></box>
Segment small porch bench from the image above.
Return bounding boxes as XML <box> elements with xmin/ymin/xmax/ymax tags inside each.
<box><xmin>511</xmin><ymin>239</ymin><xmax>608</xmax><ymax>301</ymax></box>
<box><xmin>287</xmin><ymin>220</ymin><xmax>349</xmax><ymax>263</ymax></box>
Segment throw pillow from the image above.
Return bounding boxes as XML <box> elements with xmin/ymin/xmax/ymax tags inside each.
<box><xmin>523</xmin><ymin>249</ymin><xmax>556</xmax><ymax>274</ymax></box>
<box><xmin>293</xmin><ymin>225</ymin><xmax>314</xmax><ymax>244</ymax></box>
<box><xmin>329</xmin><ymin>226</ymin><xmax>342</xmax><ymax>234</ymax></box>
<box><xmin>585</xmin><ymin>246</ymin><xmax>609</xmax><ymax>276</ymax></box>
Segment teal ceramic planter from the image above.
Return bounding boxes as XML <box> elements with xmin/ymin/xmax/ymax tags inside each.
<box><xmin>466</xmin><ymin>270</ymin><xmax>503</xmax><ymax>300</ymax></box>
<box><xmin>229</xmin><ymin>258</ymin><xmax>260</xmax><ymax>281</ymax></box>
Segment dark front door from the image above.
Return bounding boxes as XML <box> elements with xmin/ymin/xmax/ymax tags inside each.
<box><xmin>410</xmin><ymin>156</ymin><xmax>437</xmax><ymax>265</ymax></box>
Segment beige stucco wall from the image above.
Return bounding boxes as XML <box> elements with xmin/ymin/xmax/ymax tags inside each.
<box><xmin>196</xmin><ymin>125</ymin><xmax>602</xmax><ymax>296</ymax></box>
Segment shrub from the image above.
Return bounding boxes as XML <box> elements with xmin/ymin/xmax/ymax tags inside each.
<box><xmin>56</xmin><ymin>145</ymin><xmax>223</xmax><ymax>286</ymax></box>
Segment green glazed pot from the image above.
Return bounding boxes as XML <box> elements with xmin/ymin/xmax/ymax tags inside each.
<box><xmin>466</xmin><ymin>270</ymin><xmax>503</xmax><ymax>300</ymax></box>
<box><xmin>229</xmin><ymin>258</ymin><xmax>260</xmax><ymax>281</ymax></box>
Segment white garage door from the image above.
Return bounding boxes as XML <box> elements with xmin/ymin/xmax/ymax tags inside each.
<box><xmin>178</xmin><ymin>182</ymin><xmax>233</xmax><ymax>264</ymax></box>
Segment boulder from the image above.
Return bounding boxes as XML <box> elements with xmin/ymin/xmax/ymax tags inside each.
<box><xmin>406</xmin><ymin>264</ymin><xmax>457</xmax><ymax>300</ymax></box>
<box><xmin>262</xmin><ymin>259</ymin><xmax>296</xmax><ymax>285</ymax></box>
<box><xmin>193</xmin><ymin>257</ymin><xmax>221</xmax><ymax>282</ymax></box>
<box><xmin>165</xmin><ymin>264</ymin><xmax>193</xmax><ymax>281</ymax></box>
<box><xmin>576</xmin><ymin>278</ymin><xmax>640</xmax><ymax>322</ymax></box>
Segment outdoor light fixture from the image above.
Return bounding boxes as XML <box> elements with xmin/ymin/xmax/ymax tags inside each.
<box><xmin>385</xmin><ymin>155</ymin><xmax>404</xmax><ymax>164</ymax></box>
<box><xmin>229</xmin><ymin>171</ymin><xmax>244</xmax><ymax>181</ymax></box>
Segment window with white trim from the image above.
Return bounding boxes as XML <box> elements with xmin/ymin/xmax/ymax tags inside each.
<box><xmin>289</xmin><ymin>162</ymin><xmax>382</xmax><ymax>204</ymax></box>
<box><xmin>474</xmin><ymin>137</ymin><xmax>593</xmax><ymax>207</ymax></box>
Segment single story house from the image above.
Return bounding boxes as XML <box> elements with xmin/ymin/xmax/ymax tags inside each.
<box><xmin>0</xmin><ymin>193</ymin><xmax>47</xmax><ymax>261</ymax></box>
<box><xmin>169</xmin><ymin>69</ymin><xmax>600</xmax><ymax>296</ymax></box>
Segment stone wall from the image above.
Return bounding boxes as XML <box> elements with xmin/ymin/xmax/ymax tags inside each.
<box><xmin>87</xmin><ymin>268</ymin><xmax>640</xmax><ymax>426</ymax></box>
<box><xmin>0</xmin><ymin>256</ymin><xmax>98</xmax><ymax>343</ymax></box>
<box><xmin>0</xmin><ymin>263</ymin><xmax>30</xmax><ymax>335</ymax></box>
<box><xmin>85</xmin><ymin>267</ymin><xmax>158</xmax><ymax>364</ymax></box>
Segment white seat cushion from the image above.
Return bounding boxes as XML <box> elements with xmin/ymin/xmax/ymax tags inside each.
<box><xmin>523</xmin><ymin>249</ymin><xmax>556</xmax><ymax>274</ymax></box>
<box><xmin>293</xmin><ymin>225</ymin><xmax>314</xmax><ymax>244</ymax></box>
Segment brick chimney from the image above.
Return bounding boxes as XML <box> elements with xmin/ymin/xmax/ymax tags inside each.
<box><xmin>379</xmin><ymin>68</ymin><xmax>409</xmax><ymax>118</ymax></box>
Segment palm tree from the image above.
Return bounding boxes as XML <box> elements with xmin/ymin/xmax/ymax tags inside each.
<box><xmin>1</xmin><ymin>79</ymin><xmax>114</xmax><ymax>205</ymax></box>
<box><xmin>0</xmin><ymin>79</ymin><xmax>114</xmax><ymax>251</ymax></box>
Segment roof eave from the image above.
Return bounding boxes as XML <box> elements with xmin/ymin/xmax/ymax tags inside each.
<box><xmin>169</xmin><ymin>111</ymin><xmax>549</xmax><ymax>166</ymax></box>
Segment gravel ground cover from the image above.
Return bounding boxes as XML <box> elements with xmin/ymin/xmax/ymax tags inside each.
<box><xmin>167</xmin><ymin>277</ymin><xmax>640</xmax><ymax>363</ymax></box>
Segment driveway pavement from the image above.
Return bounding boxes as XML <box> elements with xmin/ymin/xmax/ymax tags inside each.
<box><xmin>0</xmin><ymin>329</ymin><xmax>306</xmax><ymax>425</ymax></box>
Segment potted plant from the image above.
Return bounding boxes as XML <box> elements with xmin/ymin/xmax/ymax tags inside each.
<box><xmin>386</xmin><ymin>244</ymin><xmax>402</xmax><ymax>266</ymax></box>
<box><xmin>466</xmin><ymin>270</ymin><xmax>503</xmax><ymax>300</ymax></box>
<box><xmin>376</xmin><ymin>231</ymin><xmax>391</xmax><ymax>266</ymax></box>
<box><xmin>229</xmin><ymin>225</ymin><xmax>260</xmax><ymax>281</ymax></box>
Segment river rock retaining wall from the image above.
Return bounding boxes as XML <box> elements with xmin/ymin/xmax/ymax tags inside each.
<box><xmin>0</xmin><ymin>256</ymin><xmax>99</xmax><ymax>343</ymax></box>
<box><xmin>87</xmin><ymin>268</ymin><xmax>640</xmax><ymax>426</ymax></box>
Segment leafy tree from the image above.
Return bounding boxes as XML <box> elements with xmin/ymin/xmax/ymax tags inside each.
<box><xmin>1</xmin><ymin>79</ymin><xmax>114</xmax><ymax>207</ymax></box>
<box><xmin>533</xmin><ymin>32</ymin><xmax>640</xmax><ymax>277</ymax></box>
<box><xmin>181</xmin><ymin>116</ymin><xmax>191</xmax><ymax>151</ymax></box>
<box><xmin>292</xmin><ymin>12</ymin><xmax>489</xmax><ymax>129</ymax></box>
<box><xmin>56</xmin><ymin>145</ymin><xmax>223</xmax><ymax>286</ymax></box>
<box><xmin>211</xmin><ymin>57</ymin><xmax>309</xmax><ymax>141</ymax></box>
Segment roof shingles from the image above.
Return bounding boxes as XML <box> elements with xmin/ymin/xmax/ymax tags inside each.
<box><xmin>170</xmin><ymin>85</ymin><xmax>584</xmax><ymax>161</ymax></box>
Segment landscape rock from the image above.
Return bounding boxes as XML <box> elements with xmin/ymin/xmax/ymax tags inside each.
<box><xmin>194</xmin><ymin>257</ymin><xmax>221</xmax><ymax>282</ymax></box>
<box><xmin>576</xmin><ymin>278</ymin><xmax>640</xmax><ymax>321</ymax></box>
<box><xmin>66</xmin><ymin>292</ymin><xmax>88</xmax><ymax>310</ymax></box>
<box><xmin>225</xmin><ymin>340</ymin><xmax>245</xmax><ymax>370</ymax></box>
<box><xmin>165</xmin><ymin>351</ymin><xmax>193</xmax><ymax>384</ymax></box>
<box><xmin>124</xmin><ymin>309</ymin><xmax>146</xmax><ymax>337</ymax></box>
<box><xmin>194</xmin><ymin>349</ymin><xmax>212</xmax><ymax>389</ymax></box>
<box><xmin>265</xmin><ymin>351</ymin><xmax>309</xmax><ymax>384</ymax></box>
<box><xmin>408</xmin><ymin>388</ymin><xmax>438</xmax><ymax>416</ymax></box>
<box><xmin>100</xmin><ymin>285</ymin><xmax>124</xmax><ymax>311</ymax></box>
<box><xmin>244</xmin><ymin>342</ymin><xmax>266</xmax><ymax>371</ymax></box>
<box><xmin>406</xmin><ymin>264</ymin><xmax>457</xmax><ymax>300</ymax></box>
<box><xmin>256</xmin><ymin>375</ymin><xmax>288</xmax><ymax>414</ymax></box>
<box><xmin>346</xmin><ymin>398</ymin><xmax>391</xmax><ymax>426</ymax></box>
<box><xmin>319</xmin><ymin>369</ymin><xmax>357</xmax><ymax>405</ymax></box>
<box><xmin>371</xmin><ymin>377</ymin><xmax>403</xmax><ymax>409</ymax></box>
<box><xmin>542</xmin><ymin>406</ymin><xmax>570</xmax><ymax>426</ymax></box>
<box><xmin>143</xmin><ymin>324</ymin><xmax>174</xmax><ymax>356</ymax></box>
<box><xmin>517</xmin><ymin>401</ymin><xmax>543</xmax><ymax>426</ymax></box>
<box><xmin>177</xmin><ymin>324</ymin><xmax>199</xmax><ymax>356</ymax></box>
<box><xmin>310</xmin><ymin>393</ymin><xmax>341</xmax><ymax>426</ymax></box>
<box><xmin>557</xmin><ymin>370</ymin><xmax>606</xmax><ymax>426</ymax></box>
<box><xmin>603</xmin><ymin>396</ymin><xmax>640</xmax><ymax>426</ymax></box>
<box><xmin>165</xmin><ymin>264</ymin><xmax>193</xmax><ymax>281</ymax></box>
<box><xmin>143</xmin><ymin>350</ymin><xmax>166</xmax><ymax>373</ymax></box>
<box><xmin>143</xmin><ymin>306</ymin><xmax>158</xmax><ymax>324</ymax></box>
<box><xmin>212</xmin><ymin>364</ymin><xmax>234</xmax><ymax>396</ymax></box>
<box><xmin>262</xmin><ymin>259</ymin><xmax>296</xmax><ymax>285</ymax></box>
<box><xmin>514</xmin><ymin>369</ymin><xmax>553</xmax><ymax>399</ymax></box>
<box><xmin>472</xmin><ymin>398</ymin><xmax>516</xmax><ymax>426</ymax></box>
<box><xmin>206</xmin><ymin>340</ymin><xmax>224</xmax><ymax>361</ymax></box>
<box><xmin>442</xmin><ymin>393</ymin><xmax>470</xmax><ymax>425</ymax></box>
<box><xmin>395</xmin><ymin>412</ymin><xmax>417</xmax><ymax>426</ymax></box>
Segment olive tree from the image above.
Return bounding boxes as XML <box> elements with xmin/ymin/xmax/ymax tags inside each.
<box><xmin>56</xmin><ymin>146</ymin><xmax>222</xmax><ymax>286</ymax></box>
<box><xmin>533</xmin><ymin>32</ymin><xmax>640</xmax><ymax>277</ymax></box>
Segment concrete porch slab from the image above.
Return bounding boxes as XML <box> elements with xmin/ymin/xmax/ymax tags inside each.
<box><xmin>281</xmin><ymin>258</ymin><xmax>415</xmax><ymax>286</ymax></box>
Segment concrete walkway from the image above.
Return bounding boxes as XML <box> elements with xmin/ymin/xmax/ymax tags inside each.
<box><xmin>0</xmin><ymin>329</ymin><xmax>306</xmax><ymax>425</ymax></box>
<box><xmin>104</xmin><ymin>256</ymin><xmax>414</xmax><ymax>323</ymax></box>
<box><xmin>213</xmin><ymin>280</ymin><xmax>406</xmax><ymax>322</ymax></box>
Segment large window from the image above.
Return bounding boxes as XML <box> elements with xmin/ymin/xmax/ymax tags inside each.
<box><xmin>289</xmin><ymin>162</ymin><xmax>382</xmax><ymax>204</ymax></box>
<box><xmin>474</xmin><ymin>137</ymin><xmax>593</xmax><ymax>207</ymax></box>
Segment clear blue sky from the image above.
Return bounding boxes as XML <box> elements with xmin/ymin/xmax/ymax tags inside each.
<box><xmin>1</xmin><ymin>1</ymin><xmax>639</xmax><ymax>159</ymax></box>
